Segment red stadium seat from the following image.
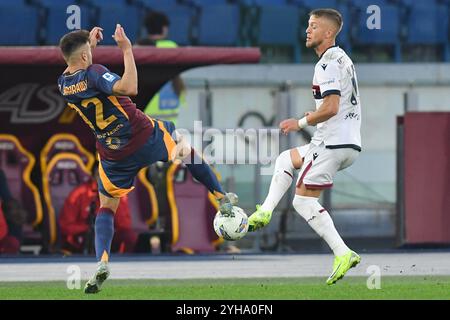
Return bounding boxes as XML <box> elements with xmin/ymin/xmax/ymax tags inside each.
<box><xmin>42</xmin><ymin>153</ymin><xmax>91</xmax><ymax>247</ymax></box>
<box><xmin>40</xmin><ymin>133</ymin><xmax>95</xmax><ymax>178</ymax></box>
<box><xmin>0</xmin><ymin>134</ymin><xmax>43</xmax><ymax>229</ymax></box>
<box><xmin>166</xmin><ymin>163</ymin><xmax>223</xmax><ymax>254</ymax></box>
<box><xmin>127</xmin><ymin>167</ymin><xmax>159</xmax><ymax>234</ymax></box>
<box><xmin>41</xmin><ymin>134</ymin><xmax>95</xmax><ymax>248</ymax></box>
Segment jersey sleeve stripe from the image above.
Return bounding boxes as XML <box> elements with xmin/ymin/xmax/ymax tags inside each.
<box><xmin>304</xmin><ymin>183</ymin><xmax>334</xmax><ymax>189</ymax></box>
<box><xmin>157</xmin><ymin>120</ymin><xmax>177</xmax><ymax>161</ymax></box>
<box><xmin>321</xmin><ymin>90</ymin><xmax>341</xmax><ymax>98</ymax></box>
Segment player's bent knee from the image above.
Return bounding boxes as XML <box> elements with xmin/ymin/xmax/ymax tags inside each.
<box><xmin>292</xmin><ymin>195</ymin><xmax>321</xmax><ymax>222</ymax></box>
<box><xmin>289</xmin><ymin>148</ymin><xmax>303</xmax><ymax>169</ymax></box>
<box><xmin>99</xmin><ymin>193</ymin><xmax>120</xmax><ymax>213</ymax></box>
<box><xmin>275</xmin><ymin>150</ymin><xmax>295</xmax><ymax>176</ymax></box>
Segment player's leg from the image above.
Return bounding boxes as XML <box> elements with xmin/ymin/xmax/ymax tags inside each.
<box><xmin>179</xmin><ymin>134</ymin><xmax>238</xmax><ymax>213</ymax></box>
<box><xmin>174</xmin><ymin>133</ymin><xmax>224</xmax><ymax>196</ymax></box>
<box><xmin>84</xmin><ymin>193</ymin><xmax>119</xmax><ymax>294</ymax></box>
<box><xmin>248</xmin><ymin>146</ymin><xmax>305</xmax><ymax>232</ymax></box>
<box><xmin>85</xmin><ymin>159</ymin><xmax>136</xmax><ymax>294</ymax></box>
<box><xmin>95</xmin><ymin>193</ymin><xmax>119</xmax><ymax>263</ymax></box>
<box><xmin>261</xmin><ymin>148</ymin><xmax>303</xmax><ymax>211</ymax></box>
<box><xmin>293</xmin><ymin>146</ymin><xmax>360</xmax><ymax>285</ymax></box>
<box><xmin>294</xmin><ymin>186</ymin><xmax>360</xmax><ymax>285</ymax></box>
<box><xmin>157</xmin><ymin>120</ymin><xmax>237</xmax><ymax>213</ymax></box>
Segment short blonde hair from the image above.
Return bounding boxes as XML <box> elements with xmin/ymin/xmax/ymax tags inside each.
<box><xmin>310</xmin><ymin>8</ymin><xmax>343</xmax><ymax>35</ymax></box>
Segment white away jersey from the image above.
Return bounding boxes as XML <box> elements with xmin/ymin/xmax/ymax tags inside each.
<box><xmin>311</xmin><ymin>46</ymin><xmax>361</xmax><ymax>151</ymax></box>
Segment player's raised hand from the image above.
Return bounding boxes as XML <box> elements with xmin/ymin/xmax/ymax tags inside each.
<box><xmin>112</xmin><ymin>24</ymin><xmax>132</xmax><ymax>51</ymax></box>
<box><xmin>279</xmin><ymin>118</ymin><xmax>300</xmax><ymax>135</ymax></box>
<box><xmin>89</xmin><ymin>27</ymin><xmax>103</xmax><ymax>49</ymax></box>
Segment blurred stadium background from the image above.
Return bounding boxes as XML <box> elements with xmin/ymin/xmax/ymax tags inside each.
<box><xmin>0</xmin><ymin>0</ymin><xmax>449</xmax><ymax>260</ymax></box>
<box><xmin>2</xmin><ymin>0</ymin><xmax>450</xmax><ymax>63</ymax></box>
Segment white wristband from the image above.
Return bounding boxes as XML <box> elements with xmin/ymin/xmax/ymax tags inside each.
<box><xmin>298</xmin><ymin>117</ymin><xmax>308</xmax><ymax>129</ymax></box>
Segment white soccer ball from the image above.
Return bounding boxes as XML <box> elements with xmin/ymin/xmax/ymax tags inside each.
<box><xmin>213</xmin><ymin>206</ymin><xmax>249</xmax><ymax>241</ymax></box>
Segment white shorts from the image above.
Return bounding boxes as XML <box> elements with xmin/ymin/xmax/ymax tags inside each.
<box><xmin>295</xmin><ymin>143</ymin><xmax>359</xmax><ymax>189</ymax></box>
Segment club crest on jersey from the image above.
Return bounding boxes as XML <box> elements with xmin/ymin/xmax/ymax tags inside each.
<box><xmin>106</xmin><ymin>137</ymin><xmax>121</xmax><ymax>150</ymax></box>
<box><xmin>312</xmin><ymin>85</ymin><xmax>322</xmax><ymax>99</ymax></box>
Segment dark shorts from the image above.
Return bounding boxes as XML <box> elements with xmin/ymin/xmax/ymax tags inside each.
<box><xmin>98</xmin><ymin>119</ymin><xmax>176</xmax><ymax>198</ymax></box>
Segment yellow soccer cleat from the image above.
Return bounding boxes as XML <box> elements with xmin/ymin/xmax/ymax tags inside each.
<box><xmin>248</xmin><ymin>205</ymin><xmax>272</xmax><ymax>232</ymax></box>
<box><xmin>326</xmin><ymin>250</ymin><xmax>361</xmax><ymax>285</ymax></box>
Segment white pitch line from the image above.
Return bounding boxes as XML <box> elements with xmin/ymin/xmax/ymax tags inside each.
<box><xmin>0</xmin><ymin>252</ymin><xmax>449</xmax><ymax>282</ymax></box>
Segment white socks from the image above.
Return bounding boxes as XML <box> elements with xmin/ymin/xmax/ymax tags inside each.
<box><xmin>261</xmin><ymin>150</ymin><xmax>295</xmax><ymax>212</ymax></box>
<box><xmin>292</xmin><ymin>195</ymin><xmax>350</xmax><ymax>257</ymax></box>
<box><xmin>260</xmin><ymin>151</ymin><xmax>350</xmax><ymax>257</ymax></box>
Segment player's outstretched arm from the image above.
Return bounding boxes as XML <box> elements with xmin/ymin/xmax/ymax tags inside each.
<box><xmin>111</xmin><ymin>24</ymin><xmax>138</xmax><ymax>96</ymax></box>
<box><xmin>279</xmin><ymin>94</ymin><xmax>340</xmax><ymax>135</ymax></box>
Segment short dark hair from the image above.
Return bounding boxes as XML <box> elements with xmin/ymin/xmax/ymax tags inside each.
<box><xmin>309</xmin><ymin>8</ymin><xmax>343</xmax><ymax>34</ymax></box>
<box><xmin>59</xmin><ymin>29</ymin><xmax>90</xmax><ymax>60</ymax></box>
<box><xmin>144</xmin><ymin>11</ymin><xmax>170</xmax><ymax>35</ymax></box>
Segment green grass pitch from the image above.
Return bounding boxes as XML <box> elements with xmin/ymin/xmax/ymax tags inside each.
<box><xmin>1</xmin><ymin>276</ymin><xmax>449</xmax><ymax>300</ymax></box>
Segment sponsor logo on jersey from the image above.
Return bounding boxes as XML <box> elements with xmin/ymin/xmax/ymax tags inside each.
<box><xmin>344</xmin><ymin>112</ymin><xmax>360</xmax><ymax>120</ymax></box>
<box><xmin>319</xmin><ymin>79</ymin><xmax>336</xmax><ymax>86</ymax></box>
<box><xmin>102</xmin><ymin>73</ymin><xmax>116</xmax><ymax>82</ymax></box>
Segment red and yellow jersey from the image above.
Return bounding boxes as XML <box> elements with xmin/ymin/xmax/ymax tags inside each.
<box><xmin>58</xmin><ymin>64</ymin><xmax>153</xmax><ymax>161</ymax></box>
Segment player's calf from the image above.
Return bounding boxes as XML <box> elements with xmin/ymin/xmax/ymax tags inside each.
<box><xmin>172</xmin><ymin>131</ymin><xmax>239</xmax><ymax>216</ymax></box>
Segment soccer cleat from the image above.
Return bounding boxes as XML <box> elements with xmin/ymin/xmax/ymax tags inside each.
<box><xmin>84</xmin><ymin>261</ymin><xmax>110</xmax><ymax>294</ymax></box>
<box><xmin>219</xmin><ymin>192</ymin><xmax>239</xmax><ymax>217</ymax></box>
<box><xmin>326</xmin><ymin>250</ymin><xmax>361</xmax><ymax>285</ymax></box>
<box><xmin>248</xmin><ymin>205</ymin><xmax>272</xmax><ymax>232</ymax></box>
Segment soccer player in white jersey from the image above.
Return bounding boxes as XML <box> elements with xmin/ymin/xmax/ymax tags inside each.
<box><xmin>248</xmin><ymin>8</ymin><xmax>362</xmax><ymax>285</ymax></box>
